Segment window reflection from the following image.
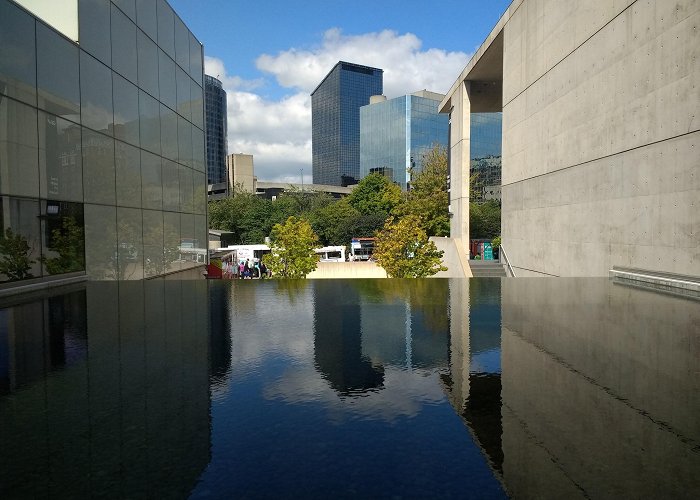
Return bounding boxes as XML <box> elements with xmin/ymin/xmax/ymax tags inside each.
<box><xmin>0</xmin><ymin>1</ymin><xmax>37</xmax><ymax>106</ymax></box>
<box><xmin>0</xmin><ymin>197</ymin><xmax>41</xmax><ymax>282</ymax></box>
<box><xmin>41</xmin><ymin>200</ymin><xmax>85</xmax><ymax>275</ymax></box>
<box><xmin>38</xmin><ymin>111</ymin><xmax>83</xmax><ymax>202</ymax></box>
<box><xmin>36</xmin><ymin>22</ymin><xmax>80</xmax><ymax>121</ymax></box>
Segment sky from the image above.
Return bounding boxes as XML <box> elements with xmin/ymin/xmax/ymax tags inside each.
<box><xmin>168</xmin><ymin>0</ymin><xmax>513</xmax><ymax>183</ymax></box>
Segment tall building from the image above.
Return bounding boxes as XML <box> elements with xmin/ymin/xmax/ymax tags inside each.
<box><xmin>440</xmin><ymin>0</ymin><xmax>699</xmax><ymax>277</ymax></box>
<box><xmin>360</xmin><ymin>90</ymin><xmax>448</xmax><ymax>190</ymax></box>
<box><xmin>205</xmin><ymin>74</ymin><xmax>227</xmax><ymax>185</ymax></box>
<box><xmin>311</xmin><ymin>61</ymin><xmax>383</xmax><ymax>186</ymax></box>
<box><xmin>470</xmin><ymin>112</ymin><xmax>502</xmax><ymax>202</ymax></box>
<box><xmin>226</xmin><ymin>153</ymin><xmax>255</xmax><ymax>193</ymax></box>
<box><xmin>0</xmin><ymin>0</ymin><xmax>208</xmax><ymax>289</ymax></box>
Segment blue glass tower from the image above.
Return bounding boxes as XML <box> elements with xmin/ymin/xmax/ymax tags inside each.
<box><xmin>360</xmin><ymin>91</ymin><xmax>448</xmax><ymax>190</ymax></box>
<box><xmin>311</xmin><ymin>62</ymin><xmax>383</xmax><ymax>186</ymax></box>
<box><xmin>470</xmin><ymin>113</ymin><xmax>502</xmax><ymax>202</ymax></box>
<box><xmin>205</xmin><ymin>74</ymin><xmax>227</xmax><ymax>185</ymax></box>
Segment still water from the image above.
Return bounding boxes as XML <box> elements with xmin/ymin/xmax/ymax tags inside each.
<box><xmin>0</xmin><ymin>278</ymin><xmax>698</xmax><ymax>498</ymax></box>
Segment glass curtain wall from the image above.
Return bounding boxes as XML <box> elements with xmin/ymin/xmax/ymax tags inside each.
<box><xmin>470</xmin><ymin>113</ymin><xmax>502</xmax><ymax>202</ymax></box>
<box><xmin>0</xmin><ymin>0</ymin><xmax>207</xmax><ymax>285</ymax></box>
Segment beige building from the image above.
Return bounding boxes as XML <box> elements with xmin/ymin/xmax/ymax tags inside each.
<box><xmin>440</xmin><ymin>0</ymin><xmax>699</xmax><ymax>277</ymax></box>
<box><xmin>226</xmin><ymin>153</ymin><xmax>256</xmax><ymax>193</ymax></box>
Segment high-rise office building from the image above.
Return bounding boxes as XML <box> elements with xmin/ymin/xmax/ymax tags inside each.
<box><xmin>360</xmin><ymin>91</ymin><xmax>448</xmax><ymax>190</ymax></box>
<box><xmin>0</xmin><ymin>0</ymin><xmax>208</xmax><ymax>289</ymax></box>
<box><xmin>205</xmin><ymin>74</ymin><xmax>227</xmax><ymax>185</ymax></box>
<box><xmin>311</xmin><ymin>61</ymin><xmax>383</xmax><ymax>186</ymax></box>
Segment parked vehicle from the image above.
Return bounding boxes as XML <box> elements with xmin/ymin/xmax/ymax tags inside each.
<box><xmin>349</xmin><ymin>238</ymin><xmax>375</xmax><ymax>261</ymax></box>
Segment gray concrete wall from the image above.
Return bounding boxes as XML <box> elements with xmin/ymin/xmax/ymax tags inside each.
<box><xmin>502</xmin><ymin>0</ymin><xmax>699</xmax><ymax>276</ymax></box>
<box><xmin>307</xmin><ymin>261</ymin><xmax>387</xmax><ymax>278</ymax></box>
<box><xmin>441</xmin><ymin>0</ymin><xmax>699</xmax><ymax>277</ymax></box>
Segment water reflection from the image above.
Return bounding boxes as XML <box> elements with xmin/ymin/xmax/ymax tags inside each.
<box><xmin>0</xmin><ymin>278</ymin><xmax>697</xmax><ymax>498</ymax></box>
<box><xmin>0</xmin><ymin>281</ymin><xmax>210</xmax><ymax>498</ymax></box>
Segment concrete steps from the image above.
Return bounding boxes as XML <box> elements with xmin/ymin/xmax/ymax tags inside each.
<box><xmin>469</xmin><ymin>260</ymin><xmax>507</xmax><ymax>278</ymax></box>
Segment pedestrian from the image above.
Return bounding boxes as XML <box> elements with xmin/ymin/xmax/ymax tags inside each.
<box><xmin>244</xmin><ymin>259</ymin><xmax>252</xmax><ymax>279</ymax></box>
<box><xmin>238</xmin><ymin>260</ymin><xmax>245</xmax><ymax>279</ymax></box>
<box><xmin>260</xmin><ymin>261</ymin><xmax>267</xmax><ymax>279</ymax></box>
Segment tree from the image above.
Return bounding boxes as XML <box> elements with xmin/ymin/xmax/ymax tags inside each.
<box><xmin>309</xmin><ymin>198</ymin><xmax>360</xmax><ymax>246</ymax></box>
<box><xmin>347</xmin><ymin>173</ymin><xmax>401</xmax><ymax>215</ymax></box>
<box><xmin>262</xmin><ymin>216</ymin><xmax>320</xmax><ymax>278</ymax></box>
<box><xmin>470</xmin><ymin>200</ymin><xmax>501</xmax><ymax>239</ymax></box>
<box><xmin>0</xmin><ymin>228</ymin><xmax>35</xmax><ymax>281</ymax></box>
<box><xmin>373</xmin><ymin>215</ymin><xmax>447</xmax><ymax>278</ymax></box>
<box><xmin>398</xmin><ymin>144</ymin><xmax>450</xmax><ymax>236</ymax></box>
<box><xmin>42</xmin><ymin>216</ymin><xmax>85</xmax><ymax>275</ymax></box>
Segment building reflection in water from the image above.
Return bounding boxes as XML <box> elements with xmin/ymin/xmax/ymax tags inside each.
<box><xmin>0</xmin><ymin>281</ymin><xmax>211</xmax><ymax>498</ymax></box>
<box><xmin>445</xmin><ymin>277</ymin><xmax>700</xmax><ymax>498</ymax></box>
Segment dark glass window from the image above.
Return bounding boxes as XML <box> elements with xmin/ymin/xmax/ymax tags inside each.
<box><xmin>0</xmin><ymin>98</ymin><xmax>39</xmax><ymax>198</ymax></box>
<box><xmin>135</xmin><ymin>0</ymin><xmax>157</xmax><ymax>40</ymax></box>
<box><xmin>36</xmin><ymin>22</ymin><xmax>80</xmax><ymax>121</ymax></box>
<box><xmin>137</xmin><ymin>29</ymin><xmax>159</xmax><ymax>99</ymax></box>
<box><xmin>79</xmin><ymin>0</ymin><xmax>111</xmax><ymax>65</ymax></box>
<box><xmin>82</xmin><ymin>128</ymin><xmax>116</xmax><ymax>205</ymax></box>
<box><xmin>80</xmin><ymin>52</ymin><xmax>114</xmax><ymax>135</ymax></box>
<box><xmin>0</xmin><ymin>197</ymin><xmax>42</xmax><ymax>282</ymax></box>
<box><xmin>156</xmin><ymin>0</ymin><xmax>175</xmax><ymax>58</ymax></box>
<box><xmin>115</xmin><ymin>140</ymin><xmax>142</xmax><ymax>208</ymax></box>
<box><xmin>0</xmin><ymin>1</ymin><xmax>37</xmax><ymax>106</ymax></box>
<box><xmin>113</xmin><ymin>73</ymin><xmax>140</xmax><ymax>146</ymax></box>
<box><xmin>138</xmin><ymin>90</ymin><xmax>160</xmax><ymax>154</ymax></box>
<box><xmin>111</xmin><ymin>5</ymin><xmax>138</xmax><ymax>84</ymax></box>
<box><xmin>41</xmin><ymin>200</ymin><xmax>85</xmax><ymax>276</ymax></box>
<box><xmin>141</xmin><ymin>150</ymin><xmax>162</xmax><ymax>210</ymax></box>
<box><xmin>158</xmin><ymin>50</ymin><xmax>177</xmax><ymax>110</ymax></box>
<box><xmin>38</xmin><ymin>111</ymin><xmax>83</xmax><ymax>201</ymax></box>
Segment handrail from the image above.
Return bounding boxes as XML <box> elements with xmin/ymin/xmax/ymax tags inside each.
<box><xmin>499</xmin><ymin>244</ymin><xmax>516</xmax><ymax>277</ymax></box>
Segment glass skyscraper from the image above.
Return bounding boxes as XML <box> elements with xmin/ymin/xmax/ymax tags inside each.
<box><xmin>311</xmin><ymin>61</ymin><xmax>383</xmax><ymax>186</ymax></box>
<box><xmin>205</xmin><ymin>74</ymin><xmax>227</xmax><ymax>185</ymax></box>
<box><xmin>470</xmin><ymin>113</ymin><xmax>502</xmax><ymax>202</ymax></box>
<box><xmin>0</xmin><ymin>0</ymin><xmax>208</xmax><ymax>289</ymax></box>
<box><xmin>360</xmin><ymin>91</ymin><xmax>448</xmax><ymax>190</ymax></box>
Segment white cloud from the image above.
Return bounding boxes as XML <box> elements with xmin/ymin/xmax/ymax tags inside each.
<box><xmin>206</xmin><ymin>30</ymin><xmax>471</xmax><ymax>182</ymax></box>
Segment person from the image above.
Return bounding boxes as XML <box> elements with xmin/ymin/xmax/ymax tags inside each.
<box><xmin>259</xmin><ymin>261</ymin><xmax>267</xmax><ymax>279</ymax></box>
<box><xmin>238</xmin><ymin>260</ymin><xmax>245</xmax><ymax>279</ymax></box>
<box><xmin>244</xmin><ymin>259</ymin><xmax>252</xmax><ymax>279</ymax></box>
<box><xmin>253</xmin><ymin>260</ymin><xmax>260</xmax><ymax>279</ymax></box>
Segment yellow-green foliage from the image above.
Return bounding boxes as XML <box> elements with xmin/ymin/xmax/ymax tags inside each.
<box><xmin>373</xmin><ymin>215</ymin><xmax>447</xmax><ymax>278</ymax></box>
<box><xmin>262</xmin><ymin>216</ymin><xmax>320</xmax><ymax>279</ymax></box>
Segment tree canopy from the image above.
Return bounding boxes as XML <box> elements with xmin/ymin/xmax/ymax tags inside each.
<box><xmin>373</xmin><ymin>215</ymin><xmax>446</xmax><ymax>278</ymax></box>
<box><xmin>347</xmin><ymin>173</ymin><xmax>401</xmax><ymax>215</ymax></box>
<box><xmin>262</xmin><ymin>216</ymin><xmax>319</xmax><ymax>278</ymax></box>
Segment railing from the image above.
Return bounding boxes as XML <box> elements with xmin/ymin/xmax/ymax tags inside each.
<box><xmin>499</xmin><ymin>245</ymin><xmax>516</xmax><ymax>277</ymax></box>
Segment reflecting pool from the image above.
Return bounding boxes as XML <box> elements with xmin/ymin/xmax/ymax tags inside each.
<box><xmin>0</xmin><ymin>278</ymin><xmax>698</xmax><ymax>498</ymax></box>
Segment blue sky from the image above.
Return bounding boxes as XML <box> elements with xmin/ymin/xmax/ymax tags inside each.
<box><xmin>169</xmin><ymin>0</ymin><xmax>512</xmax><ymax>182</ymax></box>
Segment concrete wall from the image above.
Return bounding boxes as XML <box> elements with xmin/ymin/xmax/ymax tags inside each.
<box><xmin>227</xmin><ymin>153</ymin><xmax>255</xmax><ymax>193</ymax></box>
<box><xmin>307</xmin><ymin>261</ymin><xmax>387</xmax><ymax>279</ymax></box>
<box><xmin>441</xmin><ymin>0</ymin><xmax>699</xmax><ymax>277</ymax></box>
<box><xmin>502</xmin><ymin>0</ymin><xmax>699</xmax><ymax>276</ymax></box>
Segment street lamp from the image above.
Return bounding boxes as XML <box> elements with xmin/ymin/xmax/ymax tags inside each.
<box><xmin>300</xmin><ymin>168</ymin><xmax>304</xmax><ymax>193</ymax></box>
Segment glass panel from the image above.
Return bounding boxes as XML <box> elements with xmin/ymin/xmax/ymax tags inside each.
<box><xmin>36</xmin><ymin>23</ymin><xmax>80</xmax><ymax>121</ymax></box>
<box><xmin>138</xmin><ymin>90</ymin><xmax>160</xmax><ymax>154</ymax></box>
<box><xmin>176</xmin><ymin>66</ymin><xmax>191</xmax><ymax>121</ymax></box>
<box><xmin>113</xmin><ymin>73</ymin><xmax>140</xmax><ymax>146</ymax></box>
<box><xmin>192</xmin><ymin>126</ymin><xmax>204</xmax><ymax>172</ymax></box>
<box><xmin>111</xmin><ymin>0</ymin><xmax>135</xmax><ymax>20</ymax></box>
<box><xmin>111</xmin><ymin>5</ymin><xmax>138</xmax><ymax>84</ymax></box>
<box><xmin>179</xmin><ymin>165</ymin><xmax>193</xmax><ymax>213</ymax></box>
<box><xmin>137</xmin><ymin>29</ymin><xmax>159</xmax><ymax>99</ymax></box>
<box><xmin>0</xmin><ymin>98</ymin><xmax>39</xmax><ymax>198</ymax></box>
<box><xmin>84</xmin><ymin>203</ymin><xmax>117</xmax><ymax>279</ymax></box>
<box><xmin>190</xmin><ymin>80</ymin><xmax>204</xmax><ymax>130</ymax></box>
<box><xmin>160</xmin><ymin>104</ymin><xmax>178</xmax><ymax>161</ymax></box>
<box><xmin>115</xmin><ymin>140</ymin><xmax>141</xmax><ymax>208</ymax></box>
<box><xmin>140</xmin><ymin>150</ymin><xmax>162</xmax><ymax>210</ymax></box>
<box><xmin>0</xmin><ymin>1</ymin><xmax>36</xmax><ymax>106</ymax></box>
<box><xmin>79</xmin><ymin>0</ymin><xmax>111</xmax><ymax>65</ymax></box>
<box><xmin>117</xmin><ymin>207</ymin><xmax>143</xmax><ymax>280</ymax></box>
<box><xmin>162</xmin><ymin>158</ymin><xmax>179</xmax><ymax>211</ymax></box>
<box><xmin>156</xmin><ymin>0</ymin><xmax>175</xmax><ymax>58</ymax></box>
<box><xmin>82</xmin><ymin>128</ymin><xmax>116</xmax><ymax>205</ymax></box>
<box><xmin>38</xmin><ymin>111</ymin><xmax>83</xmax><ymax>202</ymax></box>
<box><xmin>142</xmin><ymin>209</ymin><xmax>162</xmax><ymax>277</ymax></box>
<box><xmin>179</xmin><ymin>212</ymin><xmax>195</xmax><ymax>269</ymax></box>
<box><xmin>14</xmin><ymin>0</ymin><xmax>78</xmax><ymax>42</ymax></box>
<box><xmin>177</xmin><ymin>116</ymin><xmax>192</xmax><ymax>168</ymax></box>
<box><xmin>194</xmin><ymin>214</ymin><xmax>206</xmax><ymax>263</ymax></box>
<box><xmin>189</xmin><ymin>32</ymin><xmax>202</xmax><ymax>86</ymax></box>
<box><xmin>193</xmin><ymin>171</ymin><xmax>206</xmax><ymax>215</ymax></box>
<box><xmin>0</xmin><ymin>197</ymin><xmax>42</xmax><ymax>282</ymax></box>
<box><xmin>80</xmin><ymin>52</ymin><xmax>113</xmax><ymax>135</ymax></box>
<box><xmin>135</xmin><ymin>0</ymin><xmax>157</xmax><ymax>40</ymax></box>
<box><xmin>41</xmin><ymin>200</ymin><xmax>85</xmax><ymax>276</ymax></box>
<box><xmin>158</xmin><ymin>50</ymin><xmax>177</xmax><ymax>110</ymax></box>
<box><xmin>174</xmin><ymin>16</ymin><xmax>189</xmax><ymax>72</ymax></box>
<box><xmin>163</xmin><ymin>211</ymin><xmax>180</xmax><ymax>273</ymax></box>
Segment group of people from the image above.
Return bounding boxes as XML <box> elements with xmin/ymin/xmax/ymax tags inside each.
<box><xmin>222</xmin><ymin>258</ymin><xmax>270</xmax><ymax>279</ymax></box>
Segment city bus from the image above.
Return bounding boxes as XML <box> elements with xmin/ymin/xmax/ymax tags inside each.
<box><xmin>349</xmin><ymin>237</ymin><xmax>376</xmax><ymax>261</ymax></box>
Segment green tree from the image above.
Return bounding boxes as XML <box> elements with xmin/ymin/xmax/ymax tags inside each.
<box><xmin>0</xmin><ymin>228</ymin><xmax>35</xmax><ymax>281</ymax></box>
<box><xmin>42</xmin><ymin>216</ymin><xmax>85</xmax><ymax>275</ymax></box>
<box><xmin>373</xmin><ymin>215</ymin><xmax>447</xmax><ymax>278</ymax></box>
<box><xmin>470</xmin><ymin>200</ymin><xmax>501</xmax><ymax>239</ymax></box>
<box><xmin>262</xmin><ymin>216</ymin><xmax>320</xmax><ymax>278</ymax></box>
<box><xmin>398</xmin><ymin>144</ymin><xmax>450</xmax><ymax>236</ymax></box>
<box><xmin>347</xmin><ymin>173</ymin><xmax>401</xmax><ymax>215</ymax></box>
<box><xmin>309</xmin><ymin>198</ymin><xmax>360</xmax><ymax>246</ymax></box>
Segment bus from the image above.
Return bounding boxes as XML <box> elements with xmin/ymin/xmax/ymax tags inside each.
<box><xmin>315</xmin><ymin>246</ymin><xmax>346</xmax><ymax>262</ymax></box>
<box><xmin>349</xmin><ymin>237</ymin><xmax>375</xmax><ymax>261</ymax></box>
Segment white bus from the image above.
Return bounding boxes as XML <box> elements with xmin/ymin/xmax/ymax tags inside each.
<box><xmin>314</xmin><ymin>246</ymin><xmax>346</xmax><ymax>262</ymax></box>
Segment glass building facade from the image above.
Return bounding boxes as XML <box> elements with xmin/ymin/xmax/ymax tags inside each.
<box><xmin>470</xmin><ymin>113</ymin><xmax>502</xmax><ymax>202</ymax></box>
<box><xmin>0</xmin><ymin>0</ymin><xmax>208</xmax><ymax>287</ymax></box>
<box><xmin>205</xmin><ymin>74</ymin><xmax>227</xmax><ymax>185</ymax></box>
<box><xmin>360</xmin><ymin>92</ymin><xmax>448</xmax><ymax>190</ymax></box>
<box><xmin>311</xmin><ymin>62</ymin><xmax>383</xmax><ymax>187</ymax></box>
